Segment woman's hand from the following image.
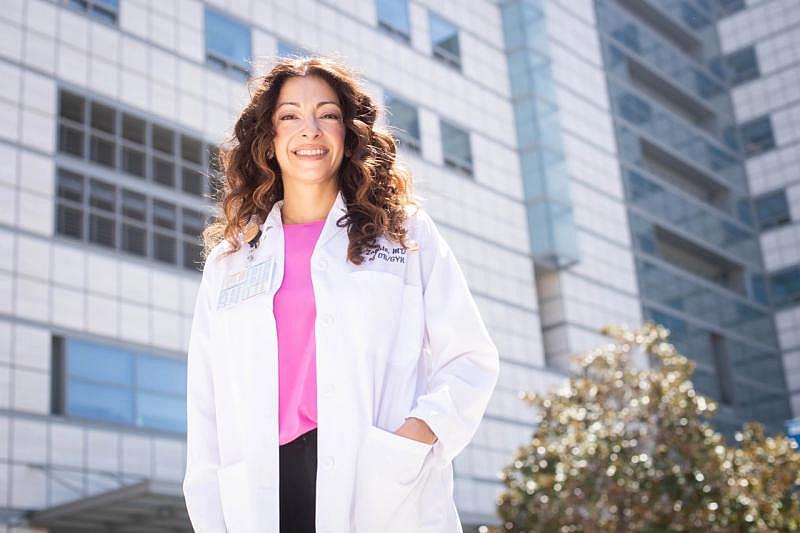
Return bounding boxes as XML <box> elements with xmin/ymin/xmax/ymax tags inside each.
<box><xmin>394</xmin><ymin>417</ymin><xmax>438</xmax><ymax>445</ymax></box>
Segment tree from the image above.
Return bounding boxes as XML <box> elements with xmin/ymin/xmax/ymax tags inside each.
<box><xmin>491</xmin><ymin>323</ymin><xmax>800</xmax><ymax>532</ymax></box>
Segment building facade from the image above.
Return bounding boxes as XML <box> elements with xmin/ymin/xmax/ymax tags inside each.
<box><xmin>717</xmin><ymin>0</ymin><xmax>800</xmax><ymax>418</ymax></box>
<box><xmin>0</xmin><ymin>0</ymin><xmax>561</xmax><ymax>530</ymax></box>
<box><xmin>591</xmin><ymin>0</ymin><xmax>791</xmax><ymax>436</ymax></box>
<box><xmin>0</xmin><ymin>0</ymin><xmax>793</xmax><ymax>531</ymax></box>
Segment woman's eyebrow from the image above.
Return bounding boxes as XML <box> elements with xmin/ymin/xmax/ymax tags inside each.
<box><xmin>276</xmin><ymin>101</ymin><xmax>341</xmax><ymax>110</ymax></box>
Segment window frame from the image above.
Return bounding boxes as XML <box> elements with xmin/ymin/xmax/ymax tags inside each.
<box><xmin>753</xmin><ymin>189</ymin><xmax>791</xmax><ymax>231</ymax></box>
<box><xmin>739</xmin><ymin>115</ymin><xmax>776</xmax><ymax>157</ymax></box>
<box><xmin>384</xmin><ymin>91</ymin><xmax>422</xmax><ymax>154</ymax></box>
<box><xmin>376</xmin><ymin>0</ymin><xmax>412</xmax><ymax>43</ymax></box>
<box><xmin>57</xmin><ymin>89</ymin><xmax>214</xmax><ymax>201</ymax></box>
<box><xmin>429</xmin><ymin>11</ymin><xmax>462</xmax><ymax>70</ymax></box>
<box><xmin>724</xmin><ymin>46</ymin><xmax>760</xmax><ymax>86</ymax></box>
<box><xmin>440</xmin><ymin>119</ymin><xmax>473</xmax><ymax>177</ymax></box>
<box><xmin>57</xmin><ymin>0</ymin><xmax>119</xmax><ymax>26</ymax></box>
<box><xmin>55</xmin><ymin>167</ymin><xmax>209</xmax><ymax>272</ymax></box>
<box><xmin>53</xmin><ymin>335</ymin><xmax>188</xmax><ymax>433</ymax></box>
<box><xmin>204</xmin><ymin>7</ymin><xmax>252</xmax><ymax>81</ymax></box>
<box><xmin>770</xmin><ymin>265</ymin><xmax>800</xmax><ymax>308</ymax></box>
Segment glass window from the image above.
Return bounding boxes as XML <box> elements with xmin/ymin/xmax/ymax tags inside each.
<box><xmin>154</xmin><ymin>233</ymin><xmax>177</xmax><ymax>264</ymax></box>
<box><xmin>740</xmin><ymin>115</ymin><xmax>775</xmax><ymax>156</ymax></box>
<box><xmin>384</xmin><ymin>92</ymin><xmax>420</xmax><ymax>152</ymax></box>
<box><xmin>90</xmin><ymin>134</ymin><xmax>115</xmax><ymax>167</ymax></box>
<box><xmin>68</xmin><ymin>339</ymin><xmax>133</xmax><ymax>386</ymax></box>
<box><xmin>153</xmin><ymin>200</ymin><xmax>176</xmax><ymax>230</ymax></box>
<box><xmin>136</xmin><ymin>393</ymin><xmax>186</xmax><ymax>432</ymax></box>
<box><xmin>181</xmin><ymin>167</ymin><xmax>205</xmax><ymax>196</ymax></box>
<box><xmin>57</xmin><ymin>169</ymin><xmax>84</xmax><ymax>203</ymax></box>
<box><xmin>182</xmin><ymin>208</ymin><xmax>205</xmax><ymax>238</ymax></box>
<box><xmin>123</xmin><ymin>113</ymin><xmax>146</xmax><ymax>144</ymax></box>
<box><xmin>59</xmin><ymin>91</ymin><xmax>85</xmax><ymax>157</ymax></box>
<box><xmin>153</xmin><ymin>157</ymin><xmax>175</xmax><ymax>187</ymax></box>
<box><xmin>56</xmin><ymin>169</ymin><xmax>84</xmax><ymax>239</ymax></box>
<box><xmin>91</xmin><ymin>102</ymin><xmax>116</xmax><ymax>134</ymax></box>
<box><xmin>152</xmin><ymin>125</ymin><xmax>175</xmax><ymax>154</ymax></box>
<box><xmin>60</xmin><ymin>0</ymin><xmax>119</xmax><ymax>25</ymax></box>
<box><xmin>205</xmin><ymin>7</ymin><xmax>252</xmax><ymax>79</ymax></box>
<box><xmin>137</xmin><ymin>355</ymin><xmax>186</xmax><ymax>395</ymax></box>
<box><xmin>59</xmin><ymin>124</ymin><xmax>85</xmax><ymax>157</ymax></box>
<box><xmin>771</xmin><ymin>266</ymin><xmax>800</xmax><ymax>307</ymax></box>
<box><xmin>376</xmin><ymin>0</ymin><xmax>411</xmax><ymax>42</ymax></box>
<box><xmin>429</xmin><ymin>13</ymin><xmax>461</xmax><ymax>69</ymax></box>
<box><xmin>181</xmin><ymin>135</ymin><xmax>202</xmax><ymax>164</ymax></box>
<box><xmin>54</xmin><ymin>90</ymin><xmax>212</xmax><ymax>270</ymax></box>
<box><xmin>89</xmin><ymin>179</ymin><xmax>115</xmax><ymax>212</ymax></box>
<box><xmin>440</xmin><ymin>120</ymin><xmax>473</xmax><ymax>177</ymax></box>
<box><xmin>121</xmin><ymin>191</ymin><xmax>148</xmax><ymax>257</ymax></box>
<box><xmin>60</xmin><ymin>337</ymin><xmax>187</xmax><ymax>432</ymax></box>
<box><xmin>122</xmin><ymin>190</ymin><xmax>147</xmax><ymax>221</ymax></box>
<box><xmin>60</xmin><ymin>91</ymin><xmax>85</xmax><ymax>123</ymax></box>
<box><xmin>725</xmin><ymin>46</ymin><xmax>759</xmax><ymax>86</ymax></box>
<box><xmin>754</xmin><ymin>189</ymin><xmax>790</xmax><ymax>230</ymax></box>
<box><xmin>122</xmin><ymin>146</ymin><xmax>146</xmax><ymax>178</ymax></box>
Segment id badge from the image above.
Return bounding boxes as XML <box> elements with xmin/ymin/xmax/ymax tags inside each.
<box><xmin>217</xmin><ymin>257</ymin><xmax>275</xmax><ymax>310</ymax></box>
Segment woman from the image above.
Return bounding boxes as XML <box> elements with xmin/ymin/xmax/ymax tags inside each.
<box><xmin>182</xmin><ymin>56</ymin><xmax>499</xmax><ymax>533</ymax></box>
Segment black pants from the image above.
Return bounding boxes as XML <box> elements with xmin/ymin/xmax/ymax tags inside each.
<box><xmin>279</xmin><ymin>428</ymin><xmax>317</xmax><ymax>533</ymax></box>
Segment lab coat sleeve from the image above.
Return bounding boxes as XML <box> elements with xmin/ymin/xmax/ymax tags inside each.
<box><xmin>405</xmin><ymin>211</ymin><xmax>500</xmax><ymax>465</ymax></box>
<box><xmin>182</xmin><ymin>256</ymin><xmax>226</xmax><ymax>532</ymax></box>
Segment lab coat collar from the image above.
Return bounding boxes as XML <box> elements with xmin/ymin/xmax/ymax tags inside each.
<box><xmin>260</xmin><ymin>189</ymin><xmax>348</xmax><ymax>249</ymax></box>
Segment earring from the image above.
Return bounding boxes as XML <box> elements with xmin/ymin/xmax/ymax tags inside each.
<box><xmin>345</xmin><ymin>149</ymin><xmax>352</xmax><ymax>157</ymax></box>
<box><xmin>266</xmin><ymin>145</ymin><xmax>275</xmax><ymax>159</ymax></box>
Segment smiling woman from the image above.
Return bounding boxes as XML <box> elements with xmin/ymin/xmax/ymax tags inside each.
<box><xmin>183</xmin><ymin>56</ymin><xmax>499</xmax><ymax>533</ymax></box>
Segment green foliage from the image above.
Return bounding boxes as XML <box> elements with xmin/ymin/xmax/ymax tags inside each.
<box><xmin>489</xmin><ymin>323</ymin><xmax>800</xmax><ymax>532</ymax></box>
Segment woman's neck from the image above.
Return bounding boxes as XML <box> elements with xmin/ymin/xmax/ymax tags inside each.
<box><xmin>280</xmin><ymin>183</ymin><xmax>338</xmax><ymax>224</ymax></box>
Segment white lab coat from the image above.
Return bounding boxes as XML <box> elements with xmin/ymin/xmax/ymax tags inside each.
<box><xmin>182</xmin><ymin>190</ymin><xmax>500</xmax><ymax>533</ymax></box>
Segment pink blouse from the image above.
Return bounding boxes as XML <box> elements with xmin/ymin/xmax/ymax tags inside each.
<box><xmin>274</xmin><ymin>219</ymin><xmax>325</xmax><ymax>445</ymax></box>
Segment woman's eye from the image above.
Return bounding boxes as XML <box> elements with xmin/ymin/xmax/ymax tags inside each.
<box><xmin>279</xmin><ymin>114</ymin><xmax>296</xmax><ymax>120</ymax></box>
<box><xmin>323</xmin><ymin>113</ymin><xmax>341</xmax><ymax>120</ymax></box>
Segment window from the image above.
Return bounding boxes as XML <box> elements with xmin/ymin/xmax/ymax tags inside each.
<box><xmin>440</xmin><ymin>120</ymin><xmax>473</xmax><ymax>177</ymax></box>
<box><xmin>384</xmin><ymin>92</ymin><xmax>420</xmax><ymax>153</ymax></box>
<box><xmin>53</xmin><ymin>336</ymin><xmax>187</xmax><ymax>433</ymax></box>
<box><xmin>57</xmin><ymin>90</ymin><xmax>213</xmax><ymax>199</ymax></box>
<box><xmin>739</xmin><ymin>115</ymin><xmax>775</xmax><ymax>156</ymax></box>
<box><xmin>725</xmin><ymin>46</ymin><xmax>759</xmax><ymax>86</ymax></box>
<box><xmin>770</xmin><ymin>266</ymin><xmax>800</xmax><ymax>307</ymax></box>
<box><xmin>429</xmin><ymin>13</ymin><xmax>461</xmax><ymax>70</ymax></box>
<box><xmin>55</xmin><ymin>169</ymin><xmax>209</xmax><ymax>271</ymax></box>
<box><xmin>376</xmin><ymin>0</ymin><xmax>411</xmax><ymax>42</ymax></box>
<box><xmin>205</xmin><ymin>7</ymin><xmax>252</xmax><ymax>80</ymax></box>
<box><xmin>754</xmin><ymin>189</ymin><xmax>791</xmax><ymax>230</ymax></box>
<box><xmin>57</xmin><ymin>0</ymin><xmax>119</xmax><ymax>25</ymax></box>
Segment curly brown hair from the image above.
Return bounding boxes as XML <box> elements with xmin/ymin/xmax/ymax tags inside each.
<box><xmin>202</xmin><ymin>55</ymin><xmax>417</xmax><ymax>265</ymax></box>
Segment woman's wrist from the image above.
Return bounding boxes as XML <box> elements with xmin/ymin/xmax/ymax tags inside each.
<box><xmin>394</xmin><ymin>417</ymin><xmax>438</xmax><ymax>445</ymax></box>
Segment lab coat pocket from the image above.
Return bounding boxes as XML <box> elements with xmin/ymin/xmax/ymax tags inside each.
<box><xmin>217</xmin><ymin>460</ymin><xmax>250</xmax><ymax>533</ymax></box>
<box><xmin>353</xmin><ymin>425</ymin><xmax>433</xmax><ymax>533</ymax></box>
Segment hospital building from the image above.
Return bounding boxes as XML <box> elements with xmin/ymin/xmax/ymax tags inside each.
<box><xmin>0</xmin><ymin>0</ymin><xmax>796</xmax><ymax>530</ymax></box>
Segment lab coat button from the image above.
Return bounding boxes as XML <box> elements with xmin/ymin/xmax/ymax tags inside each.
<box><xmin>322</xmin><ymin>456</ymin><xmax>335</xmax><ymax>469</ymax></box>
<box><xmin>317</xmin><ymin>258</ymin><xmax>329</xmax><ymax>270</ymax></box>
<box><xmin>321</xmin><ymin>383</ymin><xmax>335</xmax><ymax>397</ymax></box>
<box><xmin>322</xmin><ymin>314</ymin><xmax>334</xmax><ymax>325</ymax></box>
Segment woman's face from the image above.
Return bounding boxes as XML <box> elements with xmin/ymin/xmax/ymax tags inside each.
<box><xmin>271</xmin><ymin>75</ymin><xmax>347</xmax><ymax>188</ymax></box>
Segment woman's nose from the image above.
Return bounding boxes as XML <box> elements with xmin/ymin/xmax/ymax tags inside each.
<box><xmin>300</xmin><ymin>116</ymin><xmax>322</xmax><ymax>137</ymax></box>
